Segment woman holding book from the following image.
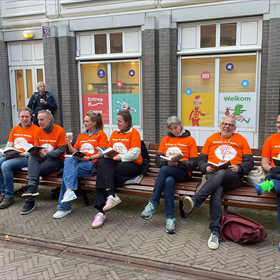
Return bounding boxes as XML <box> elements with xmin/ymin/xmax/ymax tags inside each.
<box><xmin>53</xmin><ymin>111</ymin><xmax>107</xmax><ymax>219</ymax></box>
<box><xmin>20</xmin><ymin>109</ymin><xmax>67</xmax><ymax>215</ymax></box>
<box><xmin>0</xmin><ymin>107</ymin><xmax>38</xmax><ymax>209</ymax></box>
<box><xmin>140</xmin><ymin>116</ymin><xmax>198</xmax><ymax>234</ymax></box>
<box><xmin>91</xmin><ymin>111</ymin><xmax>142</xmax><ymax>228</ymax></box>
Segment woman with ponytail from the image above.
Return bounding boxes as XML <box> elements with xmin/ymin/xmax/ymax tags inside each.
<box><xmin>53</xmin><ymin>111</ymin><xmax>108</xmax><ymax>219</ymax></box>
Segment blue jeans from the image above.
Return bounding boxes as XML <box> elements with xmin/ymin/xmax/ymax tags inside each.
<box><xmin>57</xmin><ymin>157</ymin><xmax>94</xmax><ymax>211</ymax></box>
<box><xmin>150</xmin><ymin>166</ymin><xmax>190</xmax><ymax>218</ymax></box>
<box><xmin>0</xmin><ymin>156</ymin><xmax>28</xmax><ymax>197</ymax></box>
<box><xmin>270</xmin><ymin>179</ymin><xmax>280</xmax><ymax>234</ymax></box>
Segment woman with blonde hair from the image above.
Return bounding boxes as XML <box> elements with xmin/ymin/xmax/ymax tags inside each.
<box><xmin>53</xmin><ymin>111</ymin><xmax>108</xmax><ymax>219</ymax></box>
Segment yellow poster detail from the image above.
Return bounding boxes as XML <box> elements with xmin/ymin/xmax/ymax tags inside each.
<box><xmin>181</xmin><ymin>93</ymin><xmax>215</xmax><ymax>127</ymax></box>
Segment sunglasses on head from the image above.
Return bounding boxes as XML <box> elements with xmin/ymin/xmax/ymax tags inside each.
<box><xmin>221</xmin><ymin>122</ymin><xmax>235</xmax><ymax>127</ymax></box>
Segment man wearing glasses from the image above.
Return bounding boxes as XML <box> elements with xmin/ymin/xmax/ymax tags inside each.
<box><xmin>183</xmin><ymin>117</ymin><xmax>254</xmax><ymax>250</ymax></box>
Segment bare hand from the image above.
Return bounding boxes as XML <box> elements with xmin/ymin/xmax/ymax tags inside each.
<box><xmin>206</xmin><ymin>165</ymin><xmax>219</xmax><ymax>173</ymax></box>
<box><xmin>78</xmin><ymin>156</ymin><xmax>89</xmax><ymax>162</ymax></box>
<box><xmin>228</xmin><ymin>165</ymin><xmax>238</xmax><ymax>173</ymax></box>
<box><xmin>40</xmin><ymin>99</ymin><xmax>47</xmax><ymax>104</ymax></box>
<box><xmin>38</xmin><ymin>150</ymin><xmax>47</xmax><ymax>157</ymax></box>
<box><xmin>65</xmin><ymin>137</ymin><xmax>71</xmax><ymax>145</ymax></box>
<box><xmin>113</xmin><ymin>155</ymin><xmax>122</xmax><ymax>161</ymax></box>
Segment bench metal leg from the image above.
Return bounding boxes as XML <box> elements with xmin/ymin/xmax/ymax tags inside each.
<box><xmin>179</xmin><ymin>200</ymin><xmax>186</xmax><ymax>218</ymax></box>
<box><xmin>223</xmin><ymin>205</ymin><xmax>228</xmax><ymax>212</ymax></box>
<box><xmin>82</xmin><ymin>190</ymin><xmax>90</xmax><ymax>206</ymax></box>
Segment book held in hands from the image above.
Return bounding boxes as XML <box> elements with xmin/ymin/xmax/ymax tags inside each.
<box><xmin>27</xmin><ymin>146</ymin><xmax>44</xmax><ymax>153</ymax></box>
<box><xmin>272</xmin><ymin>157</ymin><xmax>280</xmax><ymax>167</ymax></box>
<box><xmin>97</xmin><ymin>147</ymin><xmax>119</xmax><ymax>157</ymax></box>
<box><xmin>65</xmin><ymin>151</ymin><xmax>87</xmax><ymax>159</ymax></box>
<box><xmin>208</xmin><ymin>160</ymin><xmax>231</xmax><ymax>169</ymax></box>
<box><xmin>160</xmin><ymin>153</ymin><xmax>183</xmax><ymax>162</ymax></box>
<box><xmin>3</xmin><ymin>147</ymin><xmax>23</xmax><ymax>156</ymax></box>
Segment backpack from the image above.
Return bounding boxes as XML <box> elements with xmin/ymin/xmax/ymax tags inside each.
<box><xmin>220</xmin><ymin>212</ymin><xmax>268</xmax><ymax>244</ymax></box>
<box><xmin>140</xmin><ymin>140</ymin><xmax>150</xmax><ymax>175</ymax></box>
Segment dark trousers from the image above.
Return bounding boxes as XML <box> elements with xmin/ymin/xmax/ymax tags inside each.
<box><xmin>194</xmin><ymin>169</ymin><xmax>243</xmax><ymax>233</ymax></box>
<box><xmin>27</xmin><ymin>155</ymin><xmax>64</xmax><ymax>202</ymax></box>
<box><xmin>94</xmin><ymin>158</ymin><xmax>142</xmax><ymax>209</ymax></box>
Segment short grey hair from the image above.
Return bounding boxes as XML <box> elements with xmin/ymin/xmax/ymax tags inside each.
<box><xmin>166</xmin><ymin>116</ymin><xmax>182</xmax><ymax>130</ymax></box>
<box><xmin>38</xmin><ymin>109</ymin><xmax>54</xmax><ymax>124</ymax></box>
<box><xmin>37</xmin><ymin>81</ymin><xmax>46</xmax><ymax>91</ymax></box>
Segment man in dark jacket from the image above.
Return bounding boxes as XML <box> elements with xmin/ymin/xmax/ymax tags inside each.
<box><xmin>27</xmin><ymin>82</ymin><xmax>57</xmax><ymax>126</ymax></box>
<box><xmin>183</xmin><ymin>117</ymin><xmax>254</xmax><ymax>250</ymax></box>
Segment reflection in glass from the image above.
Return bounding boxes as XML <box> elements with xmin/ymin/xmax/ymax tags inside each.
<box><xmin>220</xmin><ymin>23</ymin><xmax>236</xmax><ymax>47</ymax></box>
<box><xmin>26</xmin><ymin>69</ymin><xmax>33</xmax><ymax>98</ymax></box>
<box><xmin>15</xmin><ymin>70</ymin><xmax>25</xmax><ymax>110</ymax></box>
<box><xmin>110</xmin><ymin>33</ymin><xmax>122</xmax><ymax>53</ymax></box>
<box><xmin>201</xmin><ymin>25</ymin><xmax>216</xmax><ymax>48</ymax></box>
<box><xmin>37</xmin><ymin>69</ymin><xmax>43</xmax><ymax>83</ymax></box>
<box><xmin>111</xmin><ymin>61</ymin><xmax>139</xmax><ymax>94</ymax></box>
<box><xmin>95</xmin><ymin>34</ymin><xmax>107</xmax><ymax>54</ymax></box>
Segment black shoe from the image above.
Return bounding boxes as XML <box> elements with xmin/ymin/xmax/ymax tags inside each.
<box><xmin>22</xmin><ymin>185</ymin><xmax>39</xmax><ymax>197</ymax></box>
<box><xmin>20</xmin><ymin>200</ymin><xmax>35</xmax><ymax>215</ymax></box>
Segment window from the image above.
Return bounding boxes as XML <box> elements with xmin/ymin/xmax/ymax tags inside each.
<box><xmin>220</xmin><ymin>23</ymin><xmax>236</xmax><ymax>47</ymax></box>
<box><xmin>201</xmin><ymin>25</ymin><xmax>216</xmax><ymax>48</ymax></box>
<box><xmin>95</xmin><ymin>34</ymin><xmax>107</xmax><ymax>54</ymax></box>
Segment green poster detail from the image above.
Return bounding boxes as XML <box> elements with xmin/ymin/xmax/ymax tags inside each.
<box><xmin>112</xmin><ymin>94</ymin><xmax>140</xmax><ymax>125</ymax></box>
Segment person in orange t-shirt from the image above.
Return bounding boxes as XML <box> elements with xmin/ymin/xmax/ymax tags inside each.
<box><xmin>21</xmin><ymin>110</ymin><xmax>66</xmax><ymax>215</ymax></box>
<box><xmin>254</xmin><ymin>114</ymin><xmax>280</xmax><ymax>249</ymax></box>
<box><xmin>140</xmin><ymin>116</ymin><xmax>198</xmax><ymax>234</ymax></box>
<box><xmin>183</xmin><ymin>117</ymin><xmax>253</xmax><ymax>250</ymax></box>
<box><xmin>53</xmin><ymin>111</ymin><xmax>108</xmax><ymax>219</ymax></box>
<box><xmin>0</xmin><ymin>107</ymin><xmax>37</xmax><ymax>209</ymax></box>
<box><xmin>91</xmin><ymin>111</ymin><xmax>142</xmax><ymax>229</ymax></box>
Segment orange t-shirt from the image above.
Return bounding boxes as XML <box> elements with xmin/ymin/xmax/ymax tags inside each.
<box><xmin>262</xmin><ymin>133</ymin><xmax>280</xmax><ymax>167</ymax></box>
<box><xmin>73</xmin><ymin>130</ymin><xmax>108</xmax><ymax>162</ymax></box>
<box><xmin>158</xmin><ymin>135</ymin><xmax>198</xmax><ymax>177</ymax></box>
<box><xmin>34</xmin><ymin>124</ymin><xmax>66</xmax><ymax>160</ymax></box>
<box><xmin>8</xmin><ymin>124</ymin><xmax>38</xmax><ymax>153</ymax></box>
<box><xmin>201</xmin><ymin>132</ymin><xmax>252</xmax><ymax>165</ymax></box>
<box><xmin>108</xmin><ymin>128</ymin><xmax>142</xmax><ymax>165</ymax></box>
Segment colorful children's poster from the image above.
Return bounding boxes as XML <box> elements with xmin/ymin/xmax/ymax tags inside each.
<box><xmin>112</xmin><ymin>94</ymin><xmax>140</xmax><ymax>125</ymax></box>
<box><xmin>181</xmin><ymin>93</ymin><xmax>215</xmax><ymax>127</ymax></box>
<box><xmin>82</xmin><ymin>94</ymin><xmax>109</xmax><ymax>124</ymax></box>
<box><xmin>219</xmin><ymin>92</ymin><xmax>255</xmax><ymax>128</ymax></box>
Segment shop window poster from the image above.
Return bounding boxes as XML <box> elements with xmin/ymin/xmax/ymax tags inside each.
<box><xmin>181</xmin><ymin>92</ymin><xmax>215</xmax><ymax>127</ymax></box>
<box><xmin>112</xmin><ymin>94</ymin><xmax>140</xmax><ymax>125</ymax></box>
<box><xmin>219</xmin><ymin>92</ymin><xmax>255</xmax><ymax>128</ymax></box>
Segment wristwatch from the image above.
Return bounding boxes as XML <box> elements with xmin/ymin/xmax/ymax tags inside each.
<box><xmin>89</xmin><ymin>156</ymin><xmax>92</xmax><ymax>161</ymax></box>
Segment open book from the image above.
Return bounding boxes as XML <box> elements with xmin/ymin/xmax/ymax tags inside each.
<box><xmin>208</xmin><ymin>160</ymin><xmax>231</xmax><ymax>169</ymax></box>
<box><xmin>65</xmin><ymin>151</ymin><xmax>87</xmax><ymax>159</ymax></box>
<box><xmin>27</xmin><ymin>146</ymin><xmax>44</xmax><ymax>153</ymax></box>
<box><xmin>4</xmin><ymin>147</ymin><xmax>23</xmax><ymax>156</ymax></box>
<box><xmin>97</xmin><ymin>146</ymin><xmax>119</xmax><ymax>158</ymax></box>
<box><xmin>160</xmin><ymin>153</ymin><xmax>183</xmax><ymax>162</ymax></box>
<box><xmin>272</xmin><ymin>157</ymin><xmax>280</xmax><ymax>167</ymax></box>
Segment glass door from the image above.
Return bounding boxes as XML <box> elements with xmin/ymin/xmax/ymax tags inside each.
<box><xmin>10</xmin><ymin>66</ymin><xmax>44</xmax><ymax>126</ymax></box>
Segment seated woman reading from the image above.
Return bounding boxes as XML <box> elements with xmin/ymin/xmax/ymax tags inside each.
<box><xmin>140</xmin><ymin>116</ymin><xmax>198</xmax><ymax>234</ymax></box>
<box><xmin>91</xmin><ymin>111</ymin><xmax>142</xmax><ymax>229</ymax></box>
<box><xmin>53</xmin><ymin>111</ymin><xmax>108</xmax><ymax>219</ymax></box>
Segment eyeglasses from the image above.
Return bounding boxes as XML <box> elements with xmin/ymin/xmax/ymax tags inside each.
<box><xmin>221</xmin><ymin>122</ymin><xmax>235</xmax><ymax>127</ymax></box>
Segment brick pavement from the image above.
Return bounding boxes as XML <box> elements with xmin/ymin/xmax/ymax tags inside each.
<box><xmin>0</xmin><ymin>185</ymin><xmax>280</xmax><ymax>280</ymax></box>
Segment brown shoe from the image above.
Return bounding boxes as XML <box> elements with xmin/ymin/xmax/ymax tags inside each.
<box><xmin>0</xmin><ymin>194</ymin><xmax>4</xmax><ymax>204</ymax></box>
<box><xmin>0</xmin><ymin>197</ymin><xmax>15</xmax><ymax>209</ymax></box>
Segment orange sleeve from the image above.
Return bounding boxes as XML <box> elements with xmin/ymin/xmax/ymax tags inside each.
<box><xmin>129</xmin><ymin>129</ymin><xmax>141</xmax><ymax>149</ymax></box>
<box><xmin>262</xmin><ymin>136</ymin><xmax>272</xmax><ymax>159</ymax></box>
<box><xmin>98</xmin><ymin>131</ymin><xmax>108</xmax><ymax>148</ymax></box>
<box><xmin>57</xmin><ymin>126</ymin><xmax>66</xmax><ymax>147</ymax></box>
<box><xmin>158</xmin><ymin>136</ymin><xmax>168</xmax><ymax>154</ymax></box>
<box><xmin>188</xmin><ymin>137</ymin><xmax>199</xmax><ymax>158</ymax></box>
<box><xmin>8</xmin><ymin>127</ymin><xmax>16</xmax><ymax>143</ymax></box>
<box><xmin>240</xmin><ymin>135</ymin><xmax>252</xmax><ymax>155</ymax></box>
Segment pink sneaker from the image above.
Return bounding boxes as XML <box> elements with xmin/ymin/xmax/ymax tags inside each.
<box><xmin>91</xmin><ymin>213</ymin><xmax>106</xmax><ymax>228</ymax></box>
<box><xmin>103</xmin><ymin>195</ymin><xmax>121</xmax><ymax>212</ymax></box>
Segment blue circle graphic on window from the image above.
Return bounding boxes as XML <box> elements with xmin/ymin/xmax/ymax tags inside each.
<box><xmin>97</xmin><ymin>69</ymin><xmax>106</xmax><ymax>78</ymax></box>
<box><xmin>129</xmin><ymin>70</ymin><xmax>135</xmax><ymax>77</ymax></box>
<box><xmin>241</xmin><ymin>80</ymin><xmax>249</xmax><ymax>88</ymax></box>
<box><xmin>226</xmin><ymin>63</ymin><xmax>234</xmax><ymax>71</ymax></box>
<box><xmin>185</xmin><ymin>88</ymin><xmax>192</xmax><ymax>95</ymax></box>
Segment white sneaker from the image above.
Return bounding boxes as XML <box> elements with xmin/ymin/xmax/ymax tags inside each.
<box><xmin>53</xmin><ymin>210</ymin><xmax>71</xmax><ymax>219</ymax></box>
<box><xmin>61</xmin><ymin>190</ymin><xmax>77</xmax><ymax>204</ymax></box>
<box><xmin>208</xmin><ymin>232</ymin><xmax>219</xmax><ymax>250</ymax></box>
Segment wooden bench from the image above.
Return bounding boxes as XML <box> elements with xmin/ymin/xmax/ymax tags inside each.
<box><xmin>13</xmin><ymin>144</ymin><xmax>277</xmax><ymax>217</ymax></box>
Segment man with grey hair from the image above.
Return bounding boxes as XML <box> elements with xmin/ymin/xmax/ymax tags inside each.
<box><xmin>183</xmin><ymin>117</ymin><xmax>254</xmax><ymax>250</ymax></box>
<box><xmin>27</xmin><ymin>81</ymin><xmax>57</xmax><ymax>126</ymax></box>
